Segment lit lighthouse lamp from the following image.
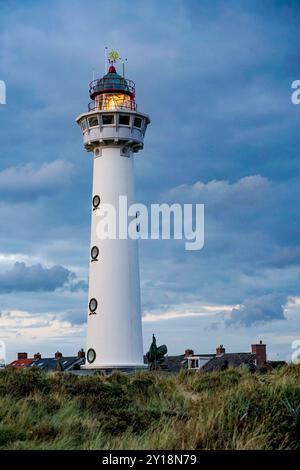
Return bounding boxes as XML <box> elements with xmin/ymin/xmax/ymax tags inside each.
<box><xmin>76</xmin><ymin>51</ymin><xmax>150</xmax><ymax>370</ymax></box>
<box><xmin>89</xmin><ymin>63</ymin><xmax>136</xmax><ymax>112</ymax></box>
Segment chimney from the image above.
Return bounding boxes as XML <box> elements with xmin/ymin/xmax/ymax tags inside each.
<box><xmin>17</xmin><ymin>352</ymin><xmax>28</xmax><ymax>360</ymax></box>
<box><xmin>184</xmin><ymin>349</ymin><xmax>194</xmax><ymax>357</ymax></box>
<box><xmin>54</xmin><ymin>351</ymin><xmax>63</xmax><ymax>360</ymax></box>
<box><xmin>216</xmin><ymin>345</ymin><xmax>225</xmax><ymax>357</ymax></box>
<box><xmin>77</xmin><ymin>348</ymin><xmax>85</xmax><ymax>358</ymax></box>
<box><xmin>251</xmin><ymin>341</ymin><xmax>267</xmax><ymax>368</ymax></box>
<box><xmin>34</xmin><ymin>352</ymin><xmax>41</xmax><ymax>360</ymax></box>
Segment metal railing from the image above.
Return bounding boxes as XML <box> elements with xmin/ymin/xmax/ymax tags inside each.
<box><xmin>88</xmin><ymin>101</ymin><xmax>137</xmax><ymax>112</ymax></box>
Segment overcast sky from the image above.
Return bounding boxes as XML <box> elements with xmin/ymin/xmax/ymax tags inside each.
<box><xmin>0</xmin><ymin>0</ymin><xmax>300</xmax><ymax>362</ymax></box>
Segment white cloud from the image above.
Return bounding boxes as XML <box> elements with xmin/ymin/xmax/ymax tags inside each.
<box><xmin>142</xmin><ymin>302</ymin><xmax>236</xmax><ymax>322</ymax></box>
<box><xmin>165</xmin><ymin>175</ymin><xmax>270</xmax><ymax>205</ymax></box>
<box><xmin>143</xmin><ymin>311</ymin><xmax>209</xmax><ymax>322</ymax></box>
<box><xmin>0</xmin><ymin>310</ymin><xmax>85</xmax><ymax>361</ymax></box>
<box><xmin>0</xmin><ymin>310</ymin><xmax>84</xmax><ymax>336</ymax></box>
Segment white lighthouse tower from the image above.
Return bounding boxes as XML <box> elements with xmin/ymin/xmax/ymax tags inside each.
<box><xmin>76</xmin><ymin>51</ymin><xmax>150</xmax><ymax>370</ymax></box>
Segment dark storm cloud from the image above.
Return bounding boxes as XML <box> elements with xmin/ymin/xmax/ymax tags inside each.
<box><xmin>61</xmin><ymin>309</ymin><xmax>86</xmax><ymax>325</ymax></box>
<box><xmin>0</xmin><ymin>262</ymin><xmax>86</xmax><ymax>293</ymax></box>
<box><xmin>227</xmin><ymin>293</ymin><xmax>287</xmax><ymax>327</ymax></box>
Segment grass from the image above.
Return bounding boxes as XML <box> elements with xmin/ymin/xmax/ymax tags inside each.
<box><xmin>0</xmin><ymin>364</ymin><xmax>300</xmax><ymax>449</ymax></box>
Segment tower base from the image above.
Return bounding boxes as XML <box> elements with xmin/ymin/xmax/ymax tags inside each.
<box><xmin>82</xmin><ymin>363</ymin><xmax>147</xmax><ymax>370</ymax></box>
<box><xmin>78</xmin><ymin>364</ymin><xmax>148</xmax><ymax>376</ymax></box>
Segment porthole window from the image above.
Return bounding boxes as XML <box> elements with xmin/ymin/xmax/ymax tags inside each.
<box><xmin>87</xmin><ymin>348</ymin><xmax>96</xmax><ymax>364</ymax></box>
<box><xmin>92</xmin><ymin>195</ymin><xmax>101</xmax><ymax>209</ymax></box>
<box><xmin>88</xmin><ymin>115</ymin><xmax>99</xmax><ymax>128</ymax></box>
<box><xmin>89</xmin><ymin>298</ymin><xmax>98</xmax><ymax>313</ymax></box>
<box><xmin>102</xmin><ymin>114</ymin><xmax>114</xmax><ymax>125</ymax></box>
<box><xmin>119</xmin><ymin>114</ymin><xmax>130</xmax><ymax>126</ymax></box>
<box><xmin>91</xmin><ymin>246</ymin><xmax>99</xmax><ymax>261</ymax></box>
<box><xmin>133</xmin><ymin>117</ymin><xmax>142</xmax><ymax>128</ymax></box>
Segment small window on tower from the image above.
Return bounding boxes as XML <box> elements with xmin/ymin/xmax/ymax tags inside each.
<box><xmin>92</xmin><ymin>195</ymin><xmax>101</xmax><ymax>210</ymax></box>
<box><xmin>89</xmin><ymin>298</ymin><xmax>98</xmax><ymax>314</ymax></box>
<box><xmin>133</xmin><ymin>117</ymin><xmax>142</xmax><ymax>128</ymax></box>
<box><xmin>102</xmin><ymin>114</ymin><xmax>114</xmax><ymax>125</ymax></box>
<box><xmin>91</xmin><ymin>246</ymin><xmax>99</xmax><ymax>261</ymax></box>
<box><xmin>88</xmin><ymin>116</ymin><xmax>99</xmax><ymax>128</ymax></box>
<box><xmin>119</xmin><ymin>114</ymin><xmax>130</xmax><ymax>126</ymax></box>
<box><xmin>80</xmin><ymin>119</ymin><xmax>87</xmax><ymax>132</ymax></box>
<box><xmin>88</xmin><ymin>116</ymin><xmax>99</xmax><ymax>127</ymax></box>
<box><xmin>87</xmin><ymin>348</ymin><xmax>96</xmax><ymax>364</ymax></box>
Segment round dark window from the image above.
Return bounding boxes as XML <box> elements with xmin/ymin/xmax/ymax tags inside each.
<box><xmin>87</xmin><ymin>348</ymin><xmax>96</xmax><ymax>364</ymax></box>
<box><xmin>91</xmin><ymin>246</ymin><xmax>99</xmax><ymax>260</ymax></box>
<box><xmin>92</xmin><ymin>195</ymin><xmax>101</xmax><ymax>209</ymax></box>
<box><xmin>89</xmin><ymin>298</ymin><xmax>98</xmax><ymax>313</ymax></box>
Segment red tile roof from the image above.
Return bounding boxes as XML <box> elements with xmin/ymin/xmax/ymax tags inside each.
<box><xmin>9</xmin><ymin>358</ymin><xmax>34</xmax><ymax>369</ymax></box>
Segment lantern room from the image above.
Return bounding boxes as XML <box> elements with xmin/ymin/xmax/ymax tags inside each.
<box><xmin>76</xmin><ymin>50</ymin><xmax>150</xmax><ymax>153</ymax></box>
<box><xmin>89</xmin><ymin>64</ymin><xmax>136</xmax><ymax>112</ymax></box>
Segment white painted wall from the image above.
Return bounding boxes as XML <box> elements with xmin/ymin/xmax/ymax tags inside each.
<box><xmin>85</xmin><ymin>146</ymin><xmax>144</xmax><ymax>368</ymax></box>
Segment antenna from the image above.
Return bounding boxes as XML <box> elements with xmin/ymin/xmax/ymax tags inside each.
<box><xmin>120</xmin><ymin>57</ymin><xmax>128</xmax><ymax>78</ymax></box>
<box><xmin>104</xmin><ymin>46</ymin><xmax>108</xmax><ymax>73</ymax></box>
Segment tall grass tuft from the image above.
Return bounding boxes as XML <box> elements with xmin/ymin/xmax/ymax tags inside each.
<box><xmin>0</xmin><ymin>365</ymin><xmax>300</xmax><ymax>449</ymax></box>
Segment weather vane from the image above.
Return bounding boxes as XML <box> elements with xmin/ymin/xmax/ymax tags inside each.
<box><xmin>108</xmin><ymin>49</ymin><xmax>119</xmax><ymax>64</ymax></box>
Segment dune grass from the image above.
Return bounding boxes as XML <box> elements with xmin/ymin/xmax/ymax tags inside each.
<box><xmin>0</xmin><ymin>364</ymin><xmax>299</xmax><ymax>449</ymax></box>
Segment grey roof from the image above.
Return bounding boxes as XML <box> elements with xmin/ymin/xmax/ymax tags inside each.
<box><xmin>165</xmin><ymin>355</ymin><xmax>185</xmax><ymax>372</ymax></box>
<box><xmin>143</xmin><ymin>354</ymin><xmax>216</xmax><ymax>373</ymax></box>
<box><xmin>29</xmin><ymin>356</ymin><xmax>85</xmax><ymax>371</ymax></box>
<box><xmin>202</xmin><ymin>353</ymin><xmax>255</xmax><ymax>372</ymax></box>
<box><xmin>143</xmin><ymin>354</ymin><xmax>182</xmax><ymax>372</ymax></box>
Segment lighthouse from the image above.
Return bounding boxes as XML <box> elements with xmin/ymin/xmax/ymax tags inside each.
<box><xmin>76</xmin><ymin>51</ymin><xmax>150</xmax><ymax>369</ymax></box>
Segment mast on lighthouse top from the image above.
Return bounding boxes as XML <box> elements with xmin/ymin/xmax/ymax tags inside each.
<box><xmin>76</xmin><ymin>49</ymin><xmax>150</xmax><ymax>153</ymax></box>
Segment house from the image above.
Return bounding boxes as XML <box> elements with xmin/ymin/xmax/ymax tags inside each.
<box><xmin>8</xmin><ymin>352</ymin><xmax>35</xmax><ymax>369</ymax></box>
<box><xmin>152</xmin><ymin>341</ymin><xmax>286</xmax><ymax>373</ymax></box>
<box><xmin>7</xmin><ymin>341</ymin><xmax>285</xmax><ymax>374</ymax></box>
<box><xmin>147</xmin><ymin>349</ymin><xmax>215</xmax><ymax>373</ymax></box>
<box><xmin>201</xmin><ymin>351</ymin><xmax>256</xmax><ymax>372</ymax></box>
<box><xmin>182</xmin><ymin>349</ymin><xmax>216</xmax><ymax>371</ymax></box>
<box><xmin>8</xmin><ymin>350</ymin><xmax>85</xmax><ymax>372</ymax></box>
<box><xmin>29</xmin><ymin>350</ymin><xmax>85</xmax><ymax>371</ymax></box>
<box><xmin>196</xmin><ymin>341</ymin><xmax>285</xmax><ymax>372</ymax></box>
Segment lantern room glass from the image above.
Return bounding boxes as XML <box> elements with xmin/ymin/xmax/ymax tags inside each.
<box><xmin>95</xmin><ymin>93</ymin><xmax>132</xmax><ymax>111</ymax></box>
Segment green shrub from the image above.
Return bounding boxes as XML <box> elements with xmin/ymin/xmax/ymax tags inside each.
<box><xmin>0</xmin><ymin>368</ymin><xmax>48</xmax><ymax>398</ymax></box>
<box><xmin>0</xmin><ymin>426</ymin><xmax>25</xmax><ymax>446</ymax></box>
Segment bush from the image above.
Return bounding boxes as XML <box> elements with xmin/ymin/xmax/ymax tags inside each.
<box><xmin>0</xmin><ymin>368</ymin><xmax>49</xmax><ymax>398</ymax></box>
<box><xmin>0</xmin><ymin>426</ymin><xmax>25</xmax><ymax>446</ymax></box>
<box><xmin>128</xmin><ymin>375</ymin><xmax>156</xmax><ymax>395</ymax></box>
